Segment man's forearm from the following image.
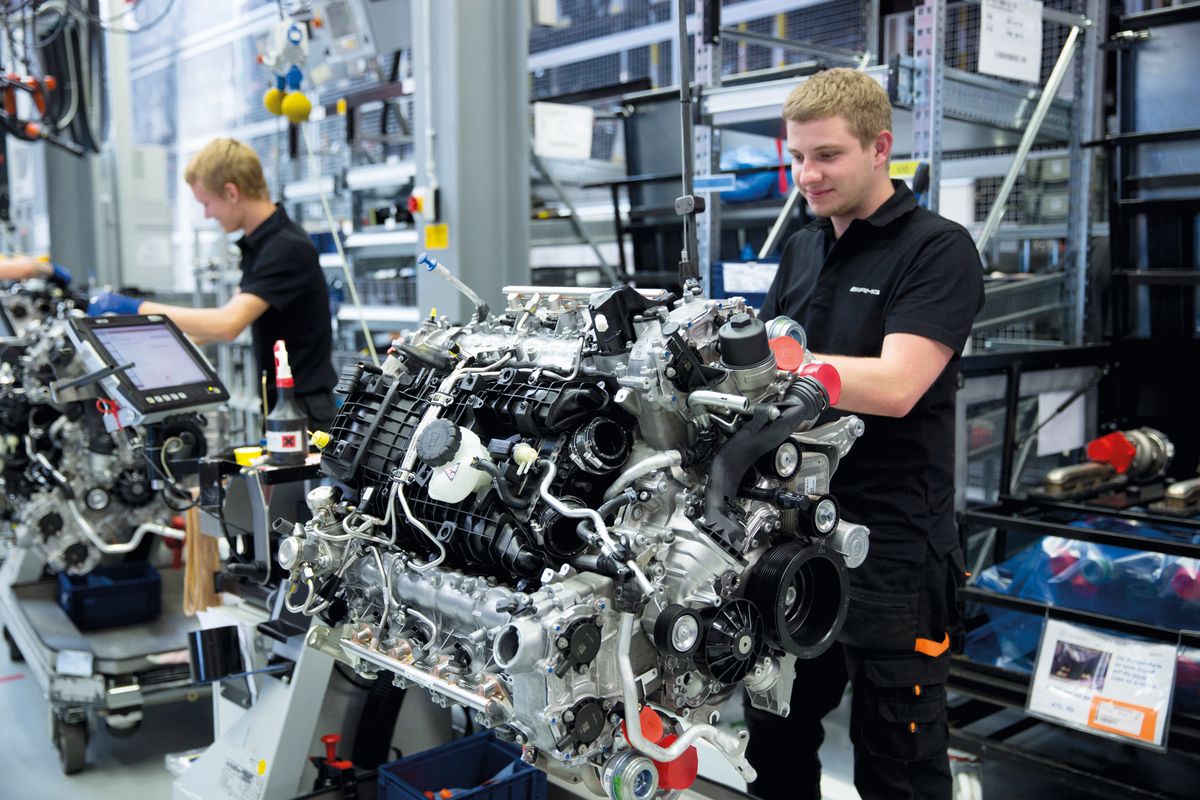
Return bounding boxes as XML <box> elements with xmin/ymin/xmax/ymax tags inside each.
<box><xmin>0</xmin><ymin>259</ymin><xmax>50</xmax><ymax>281</ymax></box>
<box><xmin>811</xmin><ymin>353</ymin><xmax>914</xmax><ymax>417</ymax></box>
<box><xmin>137</xmin><ymin>301</ymin><xmax>240</xmax><ymax>342</ymax></box>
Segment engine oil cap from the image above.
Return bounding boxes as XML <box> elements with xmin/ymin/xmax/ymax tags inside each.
<box><xmin>416</xmin><ymin>419</ymin><xmax>462</xmax><ymax>467</ymax></box>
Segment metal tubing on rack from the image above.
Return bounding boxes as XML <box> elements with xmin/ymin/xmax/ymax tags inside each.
<box><xmin>758</xmin><ymin>186</ymin><xmax>802</xmax><ymax>259</ymax></box>
<box><xmin>977</xmin><ymin>25</ymin><xmax>1082</xmax><ymax>254</ymax></box>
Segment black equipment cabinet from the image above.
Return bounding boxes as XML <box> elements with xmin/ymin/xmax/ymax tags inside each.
<box><xmin>1106</xmin><ymin>3</ymin><xmax>1200</xmax><ymax>340</ymax></box>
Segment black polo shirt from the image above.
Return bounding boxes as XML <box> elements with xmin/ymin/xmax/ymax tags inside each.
<box><xmin>761</xmin><ymin>180</ymin><xmax>984</xmax><ymax>563</ymax></box>
<box><xmin>237</xmin><ymin>205</ymin><xmax>337</xmax><ymax>398</ymax></box>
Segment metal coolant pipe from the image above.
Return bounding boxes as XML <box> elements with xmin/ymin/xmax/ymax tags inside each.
<box><xmin>617</xmin><ymin>613</ymin><xmax>756</xmax><ymax>781</ymax></box>
<box><xmin>603</xmin><ymin>451</ymin><xmax>684</xmax><ymax>502</ymax></box>
<box><xmin>538</xmin><ymin>459</ymin><xmax>654</xmax><ymax>596</ymax></box>
<box><xmin>65</xmin><ymin>500</ymin><xmax>179</xmax><ymax>554</ymax></box>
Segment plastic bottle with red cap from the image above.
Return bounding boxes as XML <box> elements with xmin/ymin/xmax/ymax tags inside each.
<box><xmin>266</xmin><ymin>340</ymin><xmax>308</xmax><ymax>466</ymax></box>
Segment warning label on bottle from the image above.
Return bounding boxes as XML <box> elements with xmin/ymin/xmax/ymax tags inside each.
<box><xmin>267</xmin><ymin>430</ymin><xmax>304</xmax><ymax>452</ymax></box>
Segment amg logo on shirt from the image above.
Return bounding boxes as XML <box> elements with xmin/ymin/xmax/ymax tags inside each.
<box><xmin>849</xmin><ymin>286</ymin><xmax>881</xmax><ymax>295</ymax></box>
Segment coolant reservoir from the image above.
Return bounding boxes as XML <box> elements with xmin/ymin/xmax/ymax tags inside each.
<box><xmin>417</xmin><ymin>419</ymin><xmax>493</xmax><ymax>503</ymax></box>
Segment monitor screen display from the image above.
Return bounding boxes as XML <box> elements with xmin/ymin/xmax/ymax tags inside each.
<box><xmin>92</xmin><ymin>324</ymin><xmax>209</xmax><ymax>391</ymax></box>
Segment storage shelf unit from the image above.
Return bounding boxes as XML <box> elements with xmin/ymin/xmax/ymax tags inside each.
<box><xmin>954</xmin><ymin>495</ymin><xmax>1200</xmax><ymax>799</ymax></box>
<box><xmin>953</xmin><ymin>340</ymin><xmax>1200</xmax><ymax>798</ymax></box>
<box><xmin>702</xmin><ymin>58</ymin><xmax>1073</xmax><ymax>153</ymax></box>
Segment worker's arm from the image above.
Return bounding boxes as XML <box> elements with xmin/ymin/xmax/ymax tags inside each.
<box><xmin>0</xmin><ymin>257</ymin><xmax>70</xmax><ymax>285</ymax></box>
<box><xmin>138</xmin><ymin>292</ymin><xmax>269</xmax><ymax>345</ymax></box>
<box><xmin>0</xmin><ymin>257</ymin><xmax>49</xmax><ymax>280</ymax></box>
<box><xmin>813</xmin><ymin>332</ymin><xmax>954</xmax><ymax>418</ymax></box>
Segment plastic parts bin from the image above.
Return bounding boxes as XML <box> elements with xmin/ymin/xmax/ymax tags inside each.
<box><xmin>56</xmin><ymin>562</ymin><xmax>162</xmax><ymax>631</ymax></box>
<box><xmin>378</xmin><ymin>732</ymin><xmax>547</xmax><ymax>800</ymax></box>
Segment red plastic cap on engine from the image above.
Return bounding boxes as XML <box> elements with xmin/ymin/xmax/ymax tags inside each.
<box><xmin>799</xmin><ymin>361</ymin><xmax>841</xmax><ymax>407</ymax></box>
<box><xmin>768</xmin><ymin>336</ymin><xmax>805</xmax><ymax>372</ymax></box>
<box><xmin>1087</xmin><ymin>431</ymin><xmax>1136</xmax><ymax>474</ymax></box>
<box><xmin>653</xmin><ymin>734</ymin><xmax>699</xmax><ymax>791</ymax></box>
<box><xmin>620</xmin><ymin>705</ymin><xmax>664</xmax><ymax>744</ymax></box>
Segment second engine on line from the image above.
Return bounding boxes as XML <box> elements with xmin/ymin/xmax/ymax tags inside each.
<box><xmin>0</xmin><ymin>292</ymin><xmax>205</xmax><ymax>574</ymax></box>
<box><xmin>278</xmin><ymin>280</ymin><xmax>870</xmax><ymax>795</ymax></box>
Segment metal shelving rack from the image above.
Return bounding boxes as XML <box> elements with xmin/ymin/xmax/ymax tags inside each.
<box><xmin>700</xmin><ymin>58</ymin><xmax>1073</xmax><ymax>148</ymax></box>
<box><xmin>1104</xmin><ymin>3</ymin><xmax>1200</xmax><ymax>341</ymax></box>
<box><xmin>687</xmin><ymin>0</ymin><xmax>1102</xmax><ymax>348</ymax></box>
<box><xmin>281</xmin><ymin>125</ymin><xmax>421</xmax><ymax>351</ymax></box>
<box><xmin>952</xmin><ymin>343</ymin><xmax>1200</xmax><ymax>797</ymax></box>
<box><xmin>955</xmin><ymin>495</ymin><xmax>1200</xmax><ymax>799</ymax></box>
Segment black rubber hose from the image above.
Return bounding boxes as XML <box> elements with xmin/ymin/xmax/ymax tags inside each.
<box><xmin>701</xmin><ymin>376</ymin><xmax>829</xmax><ymax>548</ymax></box>
<box><xmin>569</xmin><ymin>553</ymin><xmax>624</xmax><ymax>577</ymax></box>
<box><xmin>783</xmin><ymin>376</ymin><xmax>829</xmax><ymax>412</ymax></box>
<box><xmin>681</xmin><ymin>428</ymin><xmax>718</xmax><ymax>468</ymax></box>
<box><xmin>472</xmin><ymin>458</ymin><xmax>531</xmax><ymax>510</ymax></box>
<box><xmin>351</xmin><ymin>678</ymin><xmax>407</xmax><ymax>769</ymax></box>
<box><xmin>574</xmin><ymin>490</ymin><xmax>636</xmax><ymax>545</ymax></box>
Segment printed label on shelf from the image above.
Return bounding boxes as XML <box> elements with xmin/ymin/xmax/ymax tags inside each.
<box><xmin>1089</xmin><ymin>698</ymin><xmax>1156</xmax><ymax>740</ymax></box>
<box><xmin>889</xmin><ymin>160</ymin><xmax>921</xmax><ymax>180</ymax></box>
<box><xmin>1027</xmin><ymin>618</ymin><xmax>1175</xmax><ymax>750</ymax></box>
<box><xmin>534</xmin><ymin>101</ymin><xmax>595</xmax><ymax>161</ymax></box>
<box><xmin>219</xmin><ymin>756</ymin><xmax>264</xmax><ymax>800</ymax></box>
<box><xmin>1036</xmin><ymin>388</ymin><xmax>1086</xmax><ymax>457</ymax></box>
<box><xmin>694</xmin><ymin>173</ymin><xmax>738</xmax><ymax>193</ymax></box>
<box><xmin>979</xmin><ymin>0</ymin><xmax>1043</xmax><ymax>85</ymax></box>
<box><xmin>720</xmin><ymin>261</ymin><xmax>778</xmax><ymax>295</ymax></box>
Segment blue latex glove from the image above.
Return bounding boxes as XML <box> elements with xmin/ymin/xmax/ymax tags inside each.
<box><xmin>48</xmin><ymin>262</ymin><xmax>72</xmax><ymax>287</ymax></box>
<box><xmin>87</xmin><ymin>291</ymin><xmax>142</xmax><ymax>317</ymax></box>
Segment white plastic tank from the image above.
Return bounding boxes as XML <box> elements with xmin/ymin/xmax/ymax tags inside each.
<box><xmin>425</xmin><ymin>424</ymin><xmax>493</xmax><ymax>503</ymax></box>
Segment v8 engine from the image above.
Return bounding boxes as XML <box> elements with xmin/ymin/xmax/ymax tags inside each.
<box><xmin>279</xmin><ymin>280</ymin><xmax>869</xmax><ymax>796</ymax></box>
<box><xmin>0</xmin><ymin>288</ymin><xmax>204</xmax><ymax>574</ymax></box>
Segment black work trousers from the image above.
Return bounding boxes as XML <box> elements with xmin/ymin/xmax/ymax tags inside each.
<box><xmin>296</xmin><ymin>391</ymin><xmax>337</xmax><ymax>433</ymax></box>
<box><xmin>745</xmin><ymin>543</ymin><xmax>964</xmax><ymax>800</ymax></box>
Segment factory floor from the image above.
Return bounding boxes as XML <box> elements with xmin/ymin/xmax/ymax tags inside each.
<box><xmin>0</xmin><ymin>642</ymin><xmax>213</xmax><ymax>796</ymax></box>
<box><xmin>0</xmin><ymin>637</ymin><xmax>1154</xmax><ymax>799</ymax></box>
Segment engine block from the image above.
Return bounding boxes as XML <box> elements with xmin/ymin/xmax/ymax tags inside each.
<box><xmin>0</xmin><ymin>288</ymin><xmax>203</xmax><ymax>573</ymax></box>
<box><xmin>279</xmin><ymin>283</ymin><xmax>870</xmax><ymax>796</ymax></box>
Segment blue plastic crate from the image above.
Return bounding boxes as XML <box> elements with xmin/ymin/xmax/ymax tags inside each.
<box><xmin>378</xmin><ymin>732</ymin><xmax>546</xmax><ymax>800</ymax></box>
<box><xmin>57</xmin><ymin>562</ymin><xmax>162</xmax><ymax>631</ymax></box>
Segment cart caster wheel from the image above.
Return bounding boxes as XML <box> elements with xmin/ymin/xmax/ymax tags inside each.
<box><xmin>55</xmin><ymin>719</ymin><xmax>88</xmax><ymax>775</ymax></box>
<box><xmin>3</xmin><ymin>626</ymin><xmax>23</xmax><ymax>663</ymax></box>
<box><xmin>104</xmin><ymin>717</ymin><xmax>142</xmax><ymax>739</ymax></box>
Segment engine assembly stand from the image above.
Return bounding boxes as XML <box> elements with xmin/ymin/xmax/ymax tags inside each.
<box><xmin>171</xmin><ymin>599</ymin><xmax>336</xmax><ymax>800</ymax></box>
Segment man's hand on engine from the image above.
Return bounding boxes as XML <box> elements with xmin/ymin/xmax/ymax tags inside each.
<box><xmin>87</xmin><ymin>290</ymin><xmax>143</xmax><ymax>317</ymax></box>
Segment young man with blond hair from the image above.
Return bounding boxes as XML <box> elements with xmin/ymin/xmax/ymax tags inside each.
<box><xmin>745</xmin><ymin>68</ymin><xmax>983</xmax><ymax>799</ymax></box>
<box><xmin>90</xmin><ymin>137</ymin><xmax>337</xmax><ymax>429</ymax></box>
